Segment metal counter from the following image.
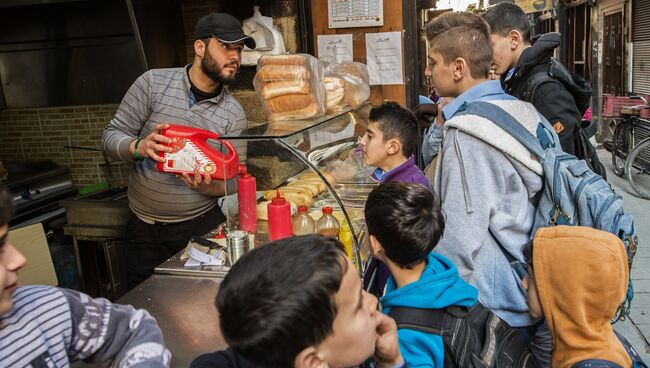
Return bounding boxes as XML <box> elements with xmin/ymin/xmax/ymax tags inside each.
<box><xmin>117</xmin><ymin>273</ymin><xmax>226</xmax><ymax>366</ymax></box>
<box><xmin>154</xmin><ymin>249</ymin><xmax>231</xmax><ymax>278</ymax></box>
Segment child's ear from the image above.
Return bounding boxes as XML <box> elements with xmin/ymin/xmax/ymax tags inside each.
<box><xmin>295</xmin><ymin>347</ymin><xmax>328</xmax><ymax>368</ymax></box>
<box><xmin>369</xmin><ymin>235</ymin><xmax>385</xmax><ymax>256</ymax></box>
<box><xmin>386</xmin><ymin>138</ymin><xmax>401</xmax><ymax>156</ymax></box>
<box><xmin>453</xmin><ymin>57</ymin><xmax>468</xmax><ymax>81</ymax></box>
<box><xmin>507</xmin><ymin>29</ymin><xmax>522</xmax><ymax>49</ymax></box>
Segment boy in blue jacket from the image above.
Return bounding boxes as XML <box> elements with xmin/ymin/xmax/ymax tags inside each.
<box><xmin>365</xmin><ymin>182</ymin><xmax>478</xmax><ymax>367</ymax></box>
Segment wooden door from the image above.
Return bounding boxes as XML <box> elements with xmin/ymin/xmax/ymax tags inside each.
<box><xmin>603</xmin><ymin>11</ymin><xmax>624</xmax><ymax>95</ymax></box>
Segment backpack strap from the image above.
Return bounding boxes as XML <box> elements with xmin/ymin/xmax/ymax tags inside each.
<box><xmin>456</xmin><ymin>101</ymin><xmax>547</xmax><ymax>159</ymax></box>
<box><xmin>387</xmin><ymin>306</ymin><xmax>446</xmax><ymax>334</ymax></box>
<box><xmin>523</xmin><ymin>67</ymin><xmax>559</xmax><ymax>104</ymax></box>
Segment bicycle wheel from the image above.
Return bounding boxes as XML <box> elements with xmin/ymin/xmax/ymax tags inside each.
<box><xmin>611</xmin><ymin>120</ymin><xmax>626</xmax><ymax>177</ymax></box>
<box><xmin>625</xmin><ymin>137</ymin><xmax>650</xmax><ymax>199</ymax></box>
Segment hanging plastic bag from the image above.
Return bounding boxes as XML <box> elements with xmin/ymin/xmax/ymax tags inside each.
<box><xmin>321</xmin><ymin>59</ymin><xmax>371</xmax><ymax>113</ymax></box>
<box><xmin>241</xmin><ymin>6</ymin><xmax>286</xmax><ymax>66</ymax></box>
<box><xmin>254</xmin><ymin>54</ymin><xmax>326</xmax><ymax>121</ymax></box>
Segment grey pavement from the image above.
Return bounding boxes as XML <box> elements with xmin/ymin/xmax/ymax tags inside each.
<box><xmin>598</xmin><ymin>147</ymin><xmax>650</xmax><ymax>361</ymax></box>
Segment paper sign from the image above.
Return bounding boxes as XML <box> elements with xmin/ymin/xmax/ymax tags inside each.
<box><xmin>328</xmin><ymin>0</ymin><xmax>383</xmax><ymax>28</ymax></box>
<box><xmin>366</xmin><ymin>31</ymin><xmax>404</xmax><ymax>85</ymax></box>
<box><xmin>318</xmin><ymin>34</ymin><xmax>354</xmax><ymax>63</ymax></box>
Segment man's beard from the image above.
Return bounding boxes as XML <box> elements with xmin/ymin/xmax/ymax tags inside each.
<box><xmin>201</xmin><ymin>51</ymin><xmax>237</xmax><ymax>85</ymax></box>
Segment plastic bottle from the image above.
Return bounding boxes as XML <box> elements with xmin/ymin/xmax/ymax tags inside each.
<box><xmin>237</xmin><ymin>165</ymin><xmax>257</xmax><ymax>233</ymax></box>
<box><xmin>339</xmin><ymin>220</ymin><xmax>353</xmax><ymax>259</ymax></box>
<box><xmin>316</xmin><ymin>206</ymin><xmax>340</xmax><ymax>238</ymax></box>
<box><xmin>267</xmin><ymin>191</ymin><xmax>292</xmax><ymax>241</ymax></box>
<box><xmin>292</xmin><ymin>206</ymin><xmax>315</xmax><ymax>235</ymax></box>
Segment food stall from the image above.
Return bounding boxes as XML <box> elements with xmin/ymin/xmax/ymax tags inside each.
<box><xmin>118</xmin><ymin>103</ymin><xmax>375</xmax><ymax>365</ymax></box>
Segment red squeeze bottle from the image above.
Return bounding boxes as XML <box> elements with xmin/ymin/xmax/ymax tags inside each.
<box><xmin>267</xmin><ymin>191</ymin><xmax>292</xmax><ymax>241</ymax></box>
<box><xmin>237</xmin><ymin>164</ymin><xmax>257</xmax><ymax>233</ymax></box>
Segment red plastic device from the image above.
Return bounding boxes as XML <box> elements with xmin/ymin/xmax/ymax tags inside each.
<box><xmin>156</xmin><ymin>125</ymin><xmax>239</xmax><ymax>180</ymax></box>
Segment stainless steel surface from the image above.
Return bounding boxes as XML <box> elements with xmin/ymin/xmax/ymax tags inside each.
<box><xmin>226</xmin><ymin>230</ymin><xmax>249</xmax><ymax>265</ymax></box>
<box><xmin>155</xmin><ymin>250</ymin><xmax>230</xmax><ymax>279</ymax></box>
<box><xmin>5</xmin><ymin>160</ymin><xmax>77</xmax><ymax>226</ymax></box>
<box><xmin>118</xmin><ymin>275</ymin><xmax>225</xmax><ymax>366</ymax></box>
<box><xmin>61</xmin><ymin>188</ymin><xmax>129</xmax><ymax>231</ymax></box>
<box><xmin>0</xmin><ymin>1</ymin><xmax>143</xmax><ymax>107</ymax></box>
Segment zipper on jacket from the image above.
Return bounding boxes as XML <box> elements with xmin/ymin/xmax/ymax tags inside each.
<box><xmin>454</xmin><ymin>131</ymin><xmax>474</xmax><ymax>214</ymax></box>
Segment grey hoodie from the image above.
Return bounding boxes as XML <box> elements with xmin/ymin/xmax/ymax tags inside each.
<box><xmin>435</xmin><ymin>97</ymin><xmax>559</xmax><ymax>327</ymax></box>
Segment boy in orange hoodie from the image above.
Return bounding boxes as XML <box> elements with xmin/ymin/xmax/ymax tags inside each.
<box><xmin>522</xmin><ymin>226</ymin><xmax>645</xmax><ymax>368</ymax></box>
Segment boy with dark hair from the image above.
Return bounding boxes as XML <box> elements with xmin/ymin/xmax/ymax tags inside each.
<box><xmin>483</xmin><ymin>3</ymin><xmax>595</xmax><ymax>162</ymax></box>
<box><xmin>522</xmin><ymin>226</ymin><xmax>645</xmax><ymax>367</ymax></box>
<box><xmin>360</xmin><ymin>101</ymin><xmax>429</xmax><ymax>188</ymax></box>
<box><xmin>365</xmin><ymin>182</ymin><xmax>478</xmax><ymax>367</ymax></box>
<box><xmin>360</xmin><ymin>101</ymin><xmax>430</xmax><ymax>298</ymax></box>
<box><xmin>423</xmin><ymin>11</ymin><xmax>560</xmax><ymax>364</ymax></box>
<box><xmin>192</xmin><ymin>235</ymin><xmax>404</xmax><ymax>368</ymax></box>
<box><xmin>0</xmin><ymin>184</ymin><xmax>171</xmax><ymax>367</ymax></box>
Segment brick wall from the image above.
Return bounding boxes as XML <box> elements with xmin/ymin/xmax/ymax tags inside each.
<box><xmin>0</xmin><ymin>105</ymin><xmax>131</xmax><ymax>187</ymax></box>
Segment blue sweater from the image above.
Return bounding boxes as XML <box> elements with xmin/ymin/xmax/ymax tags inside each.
<box><xmin>381</xmin><ymin>253</ymin><xmax>478</xmax><ymax>368</ymax></box>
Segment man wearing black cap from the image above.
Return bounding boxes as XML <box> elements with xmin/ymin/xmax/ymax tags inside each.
<box><xmin>102</xmin><ymin>13</ymin><xmax>256</xmax><ymax>289</ymax></box>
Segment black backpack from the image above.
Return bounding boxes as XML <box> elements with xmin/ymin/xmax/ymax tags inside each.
<box><xmin>388</xmin><ymin>303</ymin><xmax>536</xmax><ymax>368</ymax></box>
<box><xmin>523</xmin><ymin>58</ymin><xmax>607</xmax><ymax>180</ymax></box>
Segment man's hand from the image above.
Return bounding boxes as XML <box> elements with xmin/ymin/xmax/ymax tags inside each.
<box><xmin>178</xmin><ymin>166</ymin><xmax>226</xmax><ymax>197</ymax></box>
<box><xmin>130</xmin><ymin>123</ymin><xmax>172</xmax><ymax>163</ymax></box>
<box><xmin>373</xmin><ymin>311</ymin><xmax>404</xmax><ymax>368</ymax></box>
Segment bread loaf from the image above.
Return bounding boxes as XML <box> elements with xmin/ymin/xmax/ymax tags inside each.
<box><xmin>286</xmin><ymin>181</ymin><xmax>320</xmax><ymax>195</ymax></box>
<box><xmin>261</xmin><ymin>80</ymin><xmax>311</xmax><ymax>99</ymax></box>
<box><xmin>324</xmin><ymin>77</ymin><xmax>345</xmax><ymax>110</ymax></box>
<box><xmin>259</xmin><ymin>54</ymin><xmax>308</xmax><ymax>66</ymax></box>
<box><xmin>263</xmin><ymin>187</ymin><xmax>311</xmax><ymax>200</ymax></box>
<box><xmin>254</xmin><ymin>53</ymin><xmax>325</xmax><ymax>121</ymax></box>
<box><xmin>298</xmin><ymin>171</ymin><xmax>334</xmax><ymax>184</ymax></box>
<box><xmin>265</xmin><ymin>94</ymin><xmax>314</xmax><ymax>113</ymax></box>
<box><xmin>257</xmin><ymin>65</ymin><xmax>310</xmax><ymax>82</ymax></box>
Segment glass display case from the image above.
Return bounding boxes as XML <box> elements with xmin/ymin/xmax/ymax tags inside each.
<box><xmin>155</xmin><ymin>104</ymin><xmax>375</xmax><ymax>277</ymax></box>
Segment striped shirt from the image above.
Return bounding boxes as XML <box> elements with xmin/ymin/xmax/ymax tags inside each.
<box><xmin>102</xmin><ymin>67</ymin><xmax>248</xmax><ymax>223</ymax></box>
<box><xmin>0</xmin><ymin>286</ymin><xmax>170</xmax><ymax>367</ymax></box>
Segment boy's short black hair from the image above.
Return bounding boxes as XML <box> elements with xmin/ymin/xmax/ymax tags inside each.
<box><xmin>0</xmin><ymin>185</ymin><xmax>14</xmax><ymax>226</ymax></box>
<box><xmin>483</xmin><ymin>3</ymin><xmax>531</xmax><ymax>43</ymax></box>
<box><xmin>369</xmin><ymin>101</ymin><xmax>419</xmax><ymax>158</ymax></box>
<box><xmin>425</xmin><ymin>12</ymin><xmax>492</xmax><ymax>79</ymax></box>
<box><xmin>216</xmin><ymin>235</ymin><xmax>347</xmax><ymax>368</ymax></box>
<box><xmin>364</xmin><ymin>182</ymin><xmax>445</xmax><ymax>267</ymax></box>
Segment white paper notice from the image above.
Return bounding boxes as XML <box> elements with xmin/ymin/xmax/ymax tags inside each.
<box><xmin>317</xmin><ymin>34</ymin><xmax>354</xmax><ymax>63</ymax></box>
<box><xmin>366</xmin><ymin>31</ymin><xmax>403</xmax><ymax>85</ymax></box>
<box><xmin>328</xmin><ymin>0</ymin><xmax>383</xmax><ymax>28</ymax></box>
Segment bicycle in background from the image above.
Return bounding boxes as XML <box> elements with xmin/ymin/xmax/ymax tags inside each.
<box><xmin>605</xmin><ymin>95</ymin><xmax>650</xmax><ymax>199</ymax></box>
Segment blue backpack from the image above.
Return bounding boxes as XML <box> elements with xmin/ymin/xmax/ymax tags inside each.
<box><xmin>456</xmin><ymin>101</ymin><xmax>638</xmax><ymax>319</ymax></box>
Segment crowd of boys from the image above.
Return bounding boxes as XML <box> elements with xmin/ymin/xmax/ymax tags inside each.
<box><xmin>1</xmin><ymin>4</ymin><xmax>644</xmax><ymax>368</ymax></box>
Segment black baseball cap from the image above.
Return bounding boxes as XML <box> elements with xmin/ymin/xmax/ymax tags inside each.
<box><xmin>193</xmin><ymin>13</ymin><xmax>256</xmax><ymax>49</ymax></box>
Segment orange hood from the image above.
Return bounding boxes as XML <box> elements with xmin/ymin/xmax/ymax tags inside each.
<box><xmin>532</xmin><ymin>226</ymin><xmax>631</xmax><ymax>368</ymax></box>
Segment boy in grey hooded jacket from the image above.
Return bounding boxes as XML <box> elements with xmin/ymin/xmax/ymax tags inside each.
<box><xmin>424</xmin><ymin>13</ymin><xmax>560</xmax><ymax>332</ymax></box>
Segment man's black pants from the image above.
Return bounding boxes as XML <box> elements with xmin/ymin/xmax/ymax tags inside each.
<box><xmin>125</xmin><ymin>205</ymin><xmax>226</xmax><ymax>289</ymax></box>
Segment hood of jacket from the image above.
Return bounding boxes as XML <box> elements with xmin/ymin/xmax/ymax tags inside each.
<box><xmin>532</xmin><ymin>226</ymin><xmax>631</xmax><ymax>368</ymax></box>
<box><xmin>381</xmin><ymin>252</ymin><xmax>478</xmax><ymax>310</ymax></box>
<box><xmin>516</xmin><ymin>32</ymin><xmax>561</xmax><ymax>76</ymax></box>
